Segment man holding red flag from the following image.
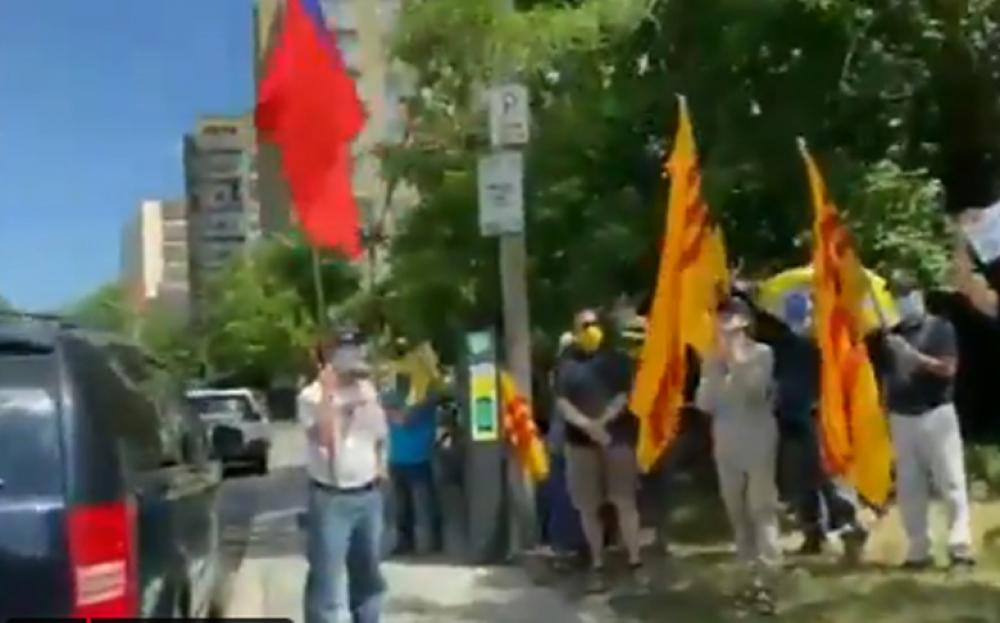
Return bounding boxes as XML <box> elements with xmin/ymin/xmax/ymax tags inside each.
<box><xmin>256</xmin><ymin>0</ymin><xmax>366</xmax><ymax>257</ymax></box>
<box><xmin>261</xmin><ymin>2</ymin><xmax>383</xmax><ymax>622</ymax></box>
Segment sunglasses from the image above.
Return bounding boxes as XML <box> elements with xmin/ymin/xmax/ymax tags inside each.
<box><xmin>579</xmin><ymin>319</ymin><xmax>599</xmax><ymax>329</ymax></box>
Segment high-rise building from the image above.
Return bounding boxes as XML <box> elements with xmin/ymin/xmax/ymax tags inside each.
<box><xmin>120</xmin><ymin>199</ymin><xmax>190</xmax><ymax>317</ymax></box>
<box><xmin>183</xmin><ymin>115</ymin><xmax>260</xmax><ymax>314</ymax></box>
<box><xmin>253</xmin><ymin>0</ymin><xmax>414</xmax><ymax>278</ymax></box>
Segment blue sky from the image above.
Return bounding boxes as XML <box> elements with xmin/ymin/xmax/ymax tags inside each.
<box><xmin>0</xmin><ymin>1</ymin><xmax>253</xmax><ymax>311</ymax></box>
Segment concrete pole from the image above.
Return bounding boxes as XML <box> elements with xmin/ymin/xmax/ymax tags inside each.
<box><xmin>495</xmin><ymin>0</ymin><xmax>538</xmax><ymax>555</ymax></box>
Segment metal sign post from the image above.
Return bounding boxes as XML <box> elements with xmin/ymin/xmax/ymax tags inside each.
<box><xmin>460</xmin><ymin>330</ymin><xmax>507</xmax><ymax>563</ymax></box>
<box><xmin>476</xmin><ymin>11</ymin><xmax>538</xmax><ymax>551</ymax></box>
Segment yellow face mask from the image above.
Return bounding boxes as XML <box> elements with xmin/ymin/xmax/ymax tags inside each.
<box><xmin>575</xmin><ymin>325</ymin><xmax>604</xmax><ymax>353</ymax></box>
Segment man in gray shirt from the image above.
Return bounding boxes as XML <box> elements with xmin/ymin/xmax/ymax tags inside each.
<box><xmin>874</xmin><ymin>273</ymin><xmax>973</xmax><ymax>570</ymax></box>
<box><xmin>299</xmin><ymin>331</ymin><xmax>388</xmax><ymax>623</ymax></box>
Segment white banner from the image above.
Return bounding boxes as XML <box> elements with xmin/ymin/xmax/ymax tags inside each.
<box><xmin>960</xmin><ymin>201</ymin><xmax>1000</xmax><ymax>264</ymax></box>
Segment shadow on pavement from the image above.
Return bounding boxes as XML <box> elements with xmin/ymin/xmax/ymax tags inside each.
<box><xmin>382</xmin><ymin>565</ymin><xmax>594</xmax><ymax>623</ymax></box>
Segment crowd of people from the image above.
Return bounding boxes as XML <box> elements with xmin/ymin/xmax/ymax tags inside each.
<box><xmin>534</xmin><ymin>227</ymin><xmax>989</xmax><ymax>616</ymax></box>
<box><xmin>292</xmin><ymin>222</ymin><xmax>995</xmax><ymax>622</ymax></box>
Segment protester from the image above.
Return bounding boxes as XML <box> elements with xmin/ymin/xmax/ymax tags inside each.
<box><xmin>766</xmin><ymin>292</ymin><xmax>867</xmax><ymax>559</ymax></box>
<box><xmin>539</xmin><ymin>332</ymin><xmax>588</xmax><ymax>566</ymax></box>
<box><xmin>556</xmin><ymin>309</ymin><xmax>644</xmax><ymax>591</ymax></box>
<box><xmin>695</xmin><ymin>297</ymin><xmax>780</xmax><ymax>616</ymax></box>
<box><xmin>387</xmin><ymin>390</ymin><xmax>442</xmax><ymax>556</ymax></box>
<box><xmin>873</xmin><ymin>272</ymin><xmax>975</xmax><ymax>569</ymax></box>
<box><xmin>299</xmin><ymin>331</ymin><xmax>388</xmax><ymax>623</ymax></box>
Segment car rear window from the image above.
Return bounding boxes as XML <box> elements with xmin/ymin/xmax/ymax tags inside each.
<box><xmin>0</xmin><ymin>345</ymin><xmax>63</xmax><ymax>496</ymax></box>
<box><xmin>189</xmin><ymin>395</ymin><xmax>257</xmax><ymax>421</ymax></box>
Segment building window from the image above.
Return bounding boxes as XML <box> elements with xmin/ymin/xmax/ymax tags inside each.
<box><xmin>162</xmin><ymin>244</ymin><xmax>187</xmax><ymax>263</ymax></box>
<box><xmin>204</xmin><ymin>125</ymin><xmax>237</xmax><ymax>136</ymax></box>
<box><xmin>332</xmin><ymin>29</ymin><xmax>361</xmax><ymax>71</ymax></box>
<box><xmin>321</xmin><ymin>0</ymin><xmax>356</xmax><ymax>30</ymax></box>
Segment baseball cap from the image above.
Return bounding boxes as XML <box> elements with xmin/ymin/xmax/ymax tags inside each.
<box><xmin>718</xmin><ymin>296</ymin><xmax>753</xmax><ymax>330</ymax></box>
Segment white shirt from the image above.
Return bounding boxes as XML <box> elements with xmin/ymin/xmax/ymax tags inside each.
<box><xmin>298</xmin><ymin>378</ymin><xmax>387</xmax><ymax>488</ymax></box>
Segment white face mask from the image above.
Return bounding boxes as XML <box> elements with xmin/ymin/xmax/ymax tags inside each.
<box><xmin>896</xmin><ymin>291</ymin><xmax>926</xmax><ymax>324</ymax></box>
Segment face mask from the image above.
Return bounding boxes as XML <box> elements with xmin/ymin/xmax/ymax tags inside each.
<box><xmin>575</xmin><ymin>325</ymin><xmax>604</xmax><ymax>353</ymax></box>
<box><xmin>896</xmin><ymin>291</ymin><xmax>926</xmax><ymax>324</ymax></box>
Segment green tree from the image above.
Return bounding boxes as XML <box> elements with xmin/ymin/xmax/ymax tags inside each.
<box><xmin>63</xmin><ymin>283</ymin><xmax>135</xmax><ymax>333</ymax></box>
<box><xmin>380</xmin><ymin>0</ymin><xmax>1000</xmax><ymax>356</ymax></box>
<box><xmin>260</xmin><ymin>233</ymin><xmax>360</xmax><ymax>325</ymax></box>
<box><xmin>200</xmin><ymin>255</ymin><xmax>315</xmax><ymax>387</ymax></box>
<box><xmin>137</xmin><ymin>305</ymin><xmax>202</xmax><ymax>378</ymax></box>
<box><xmin>196</xmin><ymin>236</ymin><xmax>359</xmax><ymax>386</ymax></box>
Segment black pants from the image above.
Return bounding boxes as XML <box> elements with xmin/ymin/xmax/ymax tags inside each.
<box><xmin>780</xmin><ymin>416</ymin><xmax>860</xmax><ymax>538</ymax></box>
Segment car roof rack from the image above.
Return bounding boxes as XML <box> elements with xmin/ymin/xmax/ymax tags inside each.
<box><xmin>0</xmin><ymin>310</ymin><xmax>78</xmax><ymax>327</ymax></box>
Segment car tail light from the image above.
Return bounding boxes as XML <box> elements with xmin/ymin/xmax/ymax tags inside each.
<box><xmin>67</xmin><ymin>500</ymin><xmax>137</xmax><ymax>619</ymax></box>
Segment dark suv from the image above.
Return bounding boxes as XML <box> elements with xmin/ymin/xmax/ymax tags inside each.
<box><xmin>0</xmin><ymin>314</ymin><xmax>223</xmax><ymax>620</ymax></box>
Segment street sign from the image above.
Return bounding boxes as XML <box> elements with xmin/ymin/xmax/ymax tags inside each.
<box><xmin>489</xmin><ymin>84</ymin><xmax>530</xmax><ymax>147</ymax></box>
<box><xmin>477</xmin><ymin>151</ymin><xmax>524</xmax><ymax>236</ymax></box>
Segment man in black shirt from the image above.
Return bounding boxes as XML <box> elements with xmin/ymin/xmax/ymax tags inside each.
<box><xmin>879</xmin><ymin>272</ymin><xmax>973</xmax><ymax>569</ymax></box>
<box><xmin>556</xmin><ymin>308</ymin><xmax>643</xmax><ymax>590</ymax></box>
<box><xmin>764</xmin><ymin>293</ymin><xmax>866</xmax><ymax>558</ymax></box>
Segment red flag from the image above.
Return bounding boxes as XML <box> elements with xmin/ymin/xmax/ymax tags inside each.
<box><xmin>255</xmin><ymin>0</ymin><xmax>366</xmax><ymax>257</ymax></box>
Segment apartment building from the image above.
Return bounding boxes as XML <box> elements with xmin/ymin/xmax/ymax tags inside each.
<box><xmin>183</xmin><ymin>115</ymin><xmax>261</xmax><ymax>314</ymax></box>
<box><xmin>120</xmin><ymin>199</ymin><xmax>190</xmax><ymax>317</ymax></box>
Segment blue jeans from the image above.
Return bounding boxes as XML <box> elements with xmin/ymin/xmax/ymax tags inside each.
<box><xmin>389</xmin><ymin>462</ymin><xmax>440</xmax><ymax>554</ymax></box>
<box><xmin>540</xmin><ymin>453</ymin><xmax>586</xmax><ymax>555</ymax></box>
<box><xmin>304</xmin><ymin>483</ymin><xmax>386</xmax><ymax>623</ymax></box>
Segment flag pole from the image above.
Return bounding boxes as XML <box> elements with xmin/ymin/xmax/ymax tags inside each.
<box><xmin>311</xmin><ymin>247</ymin><xmax>328</xmax><ymax>333</ymax></box>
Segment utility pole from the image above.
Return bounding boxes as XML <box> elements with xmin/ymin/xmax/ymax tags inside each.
<box><xmin>491</xmin><ymin>0</ymin><xmax>537</xmax><ymax>555</ymax></box>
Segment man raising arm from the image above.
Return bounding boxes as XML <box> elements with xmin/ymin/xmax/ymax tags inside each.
<box><xmin>952</xmin><ymin>217</ymin><xmax>998</xmax><ymax>318</ymax></box>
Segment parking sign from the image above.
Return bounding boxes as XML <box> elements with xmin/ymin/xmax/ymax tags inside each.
<box><xmin>477</xmin><ymin>151</ymin><xmax>524</xmax><ymax>236</ymax></box>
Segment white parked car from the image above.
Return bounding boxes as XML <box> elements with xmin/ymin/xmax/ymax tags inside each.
<box><xmin>186</xmin><ymin>388</ymin><xmax>272</xmax><ymax>474</ymax></box>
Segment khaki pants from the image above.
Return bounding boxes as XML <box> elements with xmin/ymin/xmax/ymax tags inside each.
<box><xmin>890</xmin><ymin>404</ymin><xmax>972</xmax><ymax>561</ymax></box>
<box><xmin>713</xmin><ymin>420</ymin><xmax>782</xmax><ymax>582</ymax></box>
<box><xmin>565</xmin><ymin>443</ymin><xmax>638</xmax><ymax>513</ymax></box>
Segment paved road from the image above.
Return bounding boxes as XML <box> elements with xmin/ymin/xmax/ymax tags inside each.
<box><xmin>216</xmin><ymin>422</ymin><xmax>309</xmax><ymax>609</ymax></box>
<box><xmin>219</xmin><ymin>421</ymin><xmax>606</xmax><ymax>622</ymax></box>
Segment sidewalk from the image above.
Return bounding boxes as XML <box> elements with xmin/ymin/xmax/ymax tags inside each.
<box><xmin>224</xmin><ymin>507</ymin><xmax>614</xmax><ymax>623</ymax></box>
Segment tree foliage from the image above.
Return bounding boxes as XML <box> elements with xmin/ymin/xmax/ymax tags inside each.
<box><xmin>197</xmin><ymin>236</ymin><xmax>359</xmax><ymax>387</ymax></box>
<box><xmin>379</xmin><ymin>0</ymin><xmax>1000</xmax><ymax>359</ymax></box>
<box><xmin>65</xmin><ymin>236</ymin><xmax>360</xmax><ymax>388</ymax></box>
<box><xmin>63</xmin><ymin>283</ymin><xmax>135</xmax><ymax>333</ymax></box>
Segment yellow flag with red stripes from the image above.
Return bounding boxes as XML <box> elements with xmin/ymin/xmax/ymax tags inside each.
<box><xmin>499</xmin><ymin>371</ymin><xmax>549</xmax><ymax>482</ymax></box>
<box><xmin>800</xmin><ymin>140</ymin><xmax>892</xmax><ymax>507</ymax></box>
<box><xmin>631</xmin><ymin>97</ymin><xmax>729</xmax><ymax>472</ymax></box>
